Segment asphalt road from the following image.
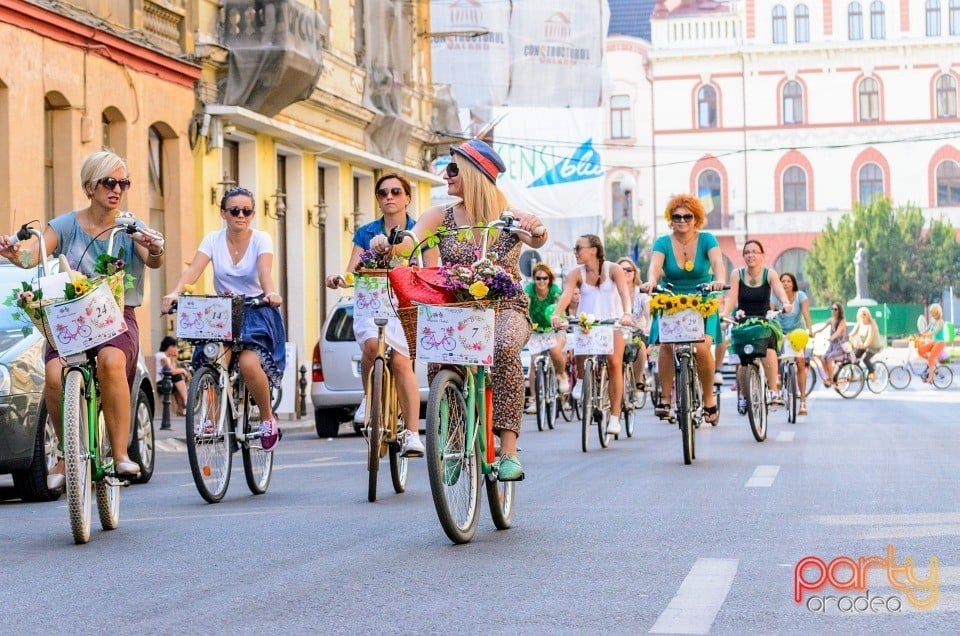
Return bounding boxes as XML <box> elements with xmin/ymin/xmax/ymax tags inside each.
<box><xmin>2</xmin><ymin>381</ymin><xmax>959</xmax><ymax>634</ymax></box>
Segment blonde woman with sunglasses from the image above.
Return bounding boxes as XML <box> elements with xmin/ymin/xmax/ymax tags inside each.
<box><xmin>617</xmin><ymin>256</ymin><xmax>651</xmax><ymax>392</ymax></box>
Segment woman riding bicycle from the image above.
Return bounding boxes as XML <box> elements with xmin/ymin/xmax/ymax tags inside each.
<box><xmin>815</xmin><ymin>303</ymin><xmax>849</xmax><ymax>384</ymax></box>
<box><xmin>917</xmin><ymin>303</ymin><xmax>947</xmax><ymax>383</ymax></box>
<box><xmin>617</xmin><ymin>256</ymin><xmax>651</xmax><ymax>392</ymax></box>
<box><xmin>324</xmin><ymin>173</ymin><xmax>423</xmax><ymax>457</ymax></box>
<box><xmin>370</xmin><ymin>139</ymin><xmax>547</xmax><ymax>481</ymax></box>
<box><xmin>640</xmin><ymin>194</ymin><xmax>725</xmax><ymax>423</ymax></box>
<box><xmin>721</xmin><ymin>240</ymin><xmax>792</xmax><ymax>405</ymax></box>
<box><xmin>0</xmin><ymin>150</ymin><xmax>165</xmax><ymax>487</ymax></box>
<box><xmin>849</xmin><ymin>306</ymin><xmax>883</xmax><ymax>381</ymax></box>
<box><xmin>524</xmin><ymin>262</ymin><xmax>569</xmax><ymax>413</ymax></box>
<box><xmin>550</xmin><ymin>235</ymin><xmax>634</xmax><ymax>436</ymax></box>
<box><xmin>162</xmin><ymin>186</ymin><xmax>285</xmax><ymax>452</ymax></box>
<box><xmin>772</xmin><ymin>272</ymin><xmax>813</xmax><ymax>415</ymax></box>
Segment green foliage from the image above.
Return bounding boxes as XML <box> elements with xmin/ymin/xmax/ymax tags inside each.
<box><xmin>805</xmin><ymin>197</ymin><xmax>960</xmax><ymax>305</ymax></box>
<box><xmin>603</xmin><ymin>220</ymin><xmax>650</xmax><ymax>270</ymax></box>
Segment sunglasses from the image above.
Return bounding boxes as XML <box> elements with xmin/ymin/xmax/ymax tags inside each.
<box><xmin>98</xmin><ymin>177</ymin><xmax>131</xmax><ymax>192</ymax></box>
<box><xmin>621</xmin><ymin>267</ymin><xmax>634</xmax><ymax>273</ymax></box>
<box><xmin>574</xmin><ymin>245</ymin><xmax>592</xmax><ymax>252</ymax></box>
<box><xmin>226</xmin><ymin>206</ymin><xmax>255</xmax><ymax>217</ymax></box>
<box><xmin>534</xmin><ymin>276</ymin><xmax>549</xmax><ymax>281</ymax></box>
<box><xmin>377</xmin><ymin>186</ymin><xmax>404</xmax><ymax>198</ymax></box>
<box><xmin>671</xmin><ymin>213</ymin><xmax>694</xmax><ymax>222</ymax></box>
<box><xmin>445</xmin><ymin>162</ymin><xmax>459</xmax><ymax>178</ymax></box>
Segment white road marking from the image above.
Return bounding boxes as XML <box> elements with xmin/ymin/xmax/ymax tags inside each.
<box><xmin>649</xmin><ymin>558</ymin><xmax>739</xmax><ymax>634</ymax></box>
<box><xmin>776</xmin><ymin>431</ymin><xmax>795</xmax><ymax>442</ymax></box>
<box><xmin>155</xmin><ymin>438</ymin><xmax>187</xmax><ymax>452</ymax></box>
<box><xmin>745</xmin><ymin>464</ymin><xmax>780</xmax><ymax>487</ymax></box>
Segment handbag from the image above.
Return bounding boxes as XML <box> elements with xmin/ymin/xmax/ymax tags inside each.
<box><xmin>388</xmin><ymin>265</ymin><xmax>458</xmax><ymax>308</ymax></box>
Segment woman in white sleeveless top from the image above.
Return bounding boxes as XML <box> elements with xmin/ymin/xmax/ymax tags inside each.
<box><xmin>551</xmin><ymin>234</ymin><xmax>634</xmax><ymax>436</ymax></box>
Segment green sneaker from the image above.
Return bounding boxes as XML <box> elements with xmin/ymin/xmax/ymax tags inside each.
<box><xmin>497</xmin><ymin>453</ymin><xmax>524</xmax><ymax>482</ymax></box>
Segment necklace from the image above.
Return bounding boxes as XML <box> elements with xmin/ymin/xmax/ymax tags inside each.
<box><xmin>226</xmin><ymin>232</ymin><xmax>249</xmax><ymax>258</ymax></box>
<box><xmin>747</xmin><ymin>268</ymin><xmax>762</xmax><ymax>286</ymax></box>
<box><xmin>674</xmin><ymin>232</ymin><xmax>697</xmax><ymax>272</ymax></box>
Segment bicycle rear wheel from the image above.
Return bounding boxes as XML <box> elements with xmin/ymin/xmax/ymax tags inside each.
<box><xmin>597</xmin><ymin>363</ymin><xmax>611</xmax><ymax>448</ymax></box>
<box><xmin>866</xmin><ymin>361</ymin><xmax>889</xmax><ymax>393</ymax></box>
<box><xmin>486</xmin><ymin>445</ymin><xmax>515</xmax><ymax>530</ymax></box>
<box><xmin>622</xmin><ymin>364</ymin><xmax>637</xmax><ymax>438</ymax></box>
<box><xmin>242</xmin><ymin>386</ymin><xmax>273</xmax><ymax>495</ymax></box>
<box><xmin>366</xmin><ymin>359</ymin><xmax>385</xmax><ymax>502</ymax></box>
<box><xmin>534</xmin><ymin>358</ymin><xmax>547</xmax><ymax>432</ymax></box>
<box><xmin>63</xmin><ymin>370</ymin><xmax>92</xmax><ymax>544</ymax></box>
<box><xmin>186</xmin><ymin>367</ymin><xmax>232</xmax><ymax>503</ymax></box>
<box><xmin>545</xmin><ymin>364</ymin><xmax>557</xmax><ymax>431</ymax></box>
<box><xmin>580</xmin><ymin>358</ymin><xmax>595</xmax><ymax>453</ymax></box>
<box><xmin>745</xmin><ymin>363</ymin><xmax>768</xmax><ymax>442</ymax></box>
<box><xmin>804</xmin><ymin>362</ymin><xmax>818</xmax><ymax>396</ymax></box>
<box><xmin>677</xmin><ymin>358</ymin><xmax>694</xmax><ymax>464</ymax></box>
<box><xmin>389</xmin><ymin>436</ymin><xmax>409</xmax><ymax>494</ymax></box>
<box><xmin>933</xmin><ymin>365</ymin><xmax>954</xmax><ymax>389</ymax></box>
<box><xmin>834</xmin><ymin>363</ymin><xmax>865</xmax><ymax>399</ymax></box>
<box><xmin>425</xmin><ymin>369</ymin><xmax>480</xmax><ymax>544</ymax></box>
<box><xmin>784</xmin><ymin>362</ymin><xmax>798</xmax><ymax>424</ymax></box>
<box><xmin>887</xmin><ymin>364</ymin><xmax>911</xmax><ymax>389</ymax></box>
<box><xmin>95</xmin><ymin>410</ymin><xmax>120</xmax><ymax>531</ymax></box>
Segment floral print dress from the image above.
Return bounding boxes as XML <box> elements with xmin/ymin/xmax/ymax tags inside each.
<box><xmin>435</xmin><ymin>206</ymin><xmax>531</xmax><ymax>435</ymax></box>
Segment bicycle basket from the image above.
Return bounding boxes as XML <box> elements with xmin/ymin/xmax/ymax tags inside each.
<box><xmin>623</xmin><ymin>339</ymin><xmax>640</xmax><ymax>364</ymax></box>
<box><xmin>730</xmin><ymin>321</ymin><xmax>772</xmax><ymax>358</ymax></box>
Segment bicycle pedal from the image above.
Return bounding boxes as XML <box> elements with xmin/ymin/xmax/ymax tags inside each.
<box><xmin>105</xmin><ymin>475</ymin><xmax>132</xmax><ymax>487</ymax></box>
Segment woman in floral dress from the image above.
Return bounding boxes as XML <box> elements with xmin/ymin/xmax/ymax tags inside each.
<box><xmin>370</xmin><ymin>140</ymin><xmax>547</xmax><ymax>480</ymax></box>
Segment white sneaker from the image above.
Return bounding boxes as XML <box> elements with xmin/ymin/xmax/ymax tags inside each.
<box><xmin>572</xmin><ymin>380</ymin><xmax>582</xmax><ymax>401</ymax></box>
<box><xmin>714</xmin><ymin>372</ymin><xmax>724</xmax><ymax>386</ymax></box>
<box><xmin>558</xmin><ymin>374</ymin><xmax>571</xmax><ymax>394</ymax></box>
<box><xmin>353</xmin><ymin>396</ymin><xmax>367</xmax><ymax>424</ymax></box>
<box><xmin>524</xmin><ymin>401</ymin><xmax>537</xmax><ymax>414</ymax></box>
<box><xmin>606</xmin><ymin>415</ymin><xmax>621</xmax><ymax>436</ymax></box>
<box><xmin>401</xmin><ymin>430</ymin><xmax>425</xmax><ymax>457</ymax></box>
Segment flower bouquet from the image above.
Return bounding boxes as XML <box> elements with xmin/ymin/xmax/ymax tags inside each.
<box><xmin>649</xmin><ymin>293</ymin><xmax>719</xmax><ymax>318</ymax></box>
<box><xmin>438</xmin><ymin>253</ymin><xmax>523</xmax><ymax>303</ymax></box>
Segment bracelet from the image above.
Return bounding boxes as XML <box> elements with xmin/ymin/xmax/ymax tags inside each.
<box><xmin>265</xmin><ymin>292</ymin><xmax>280</xmax><ymax>299</ymax></box>
<box><xmin>149</xmin><ymin>247</ymin><xmax>164</xmax><ymax>258</ymax></box>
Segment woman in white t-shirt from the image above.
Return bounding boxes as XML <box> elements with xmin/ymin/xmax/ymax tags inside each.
<box><xmin>161</xmin><ymin>186</ymin><xmax>286</xmax><ymax>452</ymax></box>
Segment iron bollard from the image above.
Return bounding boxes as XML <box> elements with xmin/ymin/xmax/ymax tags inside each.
<box><xmin>298</xmin><ymin>364</ymin><xmax>308</xmax><ymax>418</ymax></box>
<box><xmin>158</xmin><ymin>367</ymin><xmax>174</xmax><ymax>430</ymax></box>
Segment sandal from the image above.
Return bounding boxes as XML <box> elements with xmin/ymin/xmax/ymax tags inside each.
<box><xmin>704</xmin><ymin>404</ymin><xmax>719</xmax><ymax>425</ymax></box>
<box><xmin>654</xmin><ymin>400</ymin><xmax>671</xmax><ymax>419</ymax></box>
<box><xmin>799</xmin><ymin>402</ymin><xmax>807</xmax><ymax>415</ymax></box>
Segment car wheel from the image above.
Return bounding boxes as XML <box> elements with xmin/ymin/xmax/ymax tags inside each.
<box><xmin>315</xmin><ymin>408</ymin><xmax>342</xmax><ymax>438</ymax></box>
<box><xmin>12</xmin><ymin>400</ymin><xmax>62</xmax><ymax>502</ymax></box>
<box><xmin>127</xmin><ymin>387</ymin><xmax>155</xmax><ymax>484</ymax></box>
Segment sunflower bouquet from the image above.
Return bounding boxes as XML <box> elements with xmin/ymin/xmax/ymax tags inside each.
<box><xmin>649</xmin><ymin>293</ymin><xmax>719</xmax><ymax>318</ymax></box>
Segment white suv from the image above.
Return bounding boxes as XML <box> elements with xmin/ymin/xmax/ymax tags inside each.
<box><xmin>310</xmin><ymin>297</ymin><xmax>429</xmax><ymax>437</ymax></box>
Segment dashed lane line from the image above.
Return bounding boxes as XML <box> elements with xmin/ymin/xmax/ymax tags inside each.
<box><xmin>649</xmin><ymin>557</ymin><xmax>739</xmax><ymax>634</ymax></box>
<box><xmin>745</xmin><ymin>464</ymin><xmax>780</xmax><ymax>487</ymax></box>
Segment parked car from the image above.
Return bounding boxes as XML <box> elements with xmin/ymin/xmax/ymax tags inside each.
<box><xmin>0</xmin><ymin>262</ymin><xmax>157</xmax><ymax>501</ymax></box>
<box><xmin>311</xmin><ymin>296</ymin><xmax>430</xmax><ymax>438</ymax></box>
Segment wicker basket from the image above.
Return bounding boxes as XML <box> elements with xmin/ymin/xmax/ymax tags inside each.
<box><xmin>355</xmin><ymin>268</ymin><xmax>389</xmax><ymax>278</ymax></box>
<box><xmin>398</xmin><ymin>300</ymin><xmax>495</xmax><ymax>360</ymax></box>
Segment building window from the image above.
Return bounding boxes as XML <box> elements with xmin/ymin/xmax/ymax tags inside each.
<box><xmin>773</xmin><ymin>5</ymin><xmax>788</xmax><ymax>43</ymax></box>
<box><xmin>795</xmin><ymin>4</ymin><xmax>810</xmax><ymax>42</ymax></box>
<box><xmin>870</xmin><ymin>1</ymin><xmax>885</xmax><ymax>39</ymax></box>
<box><xmin>783</xmin><ymin>166</ymin><xmax>808</xmax><ymax>211</ymax></box>
<box><xmin>858</xmin><ymin>77</ymin><xmax>880</xmax><ymax>121</ymax></box>
<box><xmin>697</xmin><ymin>85</ymin><xmax>718</xmax><ymax>128</ymax></box>
<box><xmin>612</xmin><ymin>181</ymin><xmax>626</xmax><ymax>224</ymax></box>
<box><xmin>849</xmin><ymin>2</ymin><xmax>863</xmax><ymax>40</ymax></box>
<box><xmin>927</xmin><ymin>0</ymin><xmax>942</xmax><ymax>35</ymax></box>
<box><xmin>610</xmin><ymin>95</ymin><xmax>632</xmax><ymax>139</ymax></box>
<box><xmin>951</xmin><ymin>0</ymin><xmax>960</xmax><ymax>34</ymax></box>
<box><xmin>858</xmin><ymin>163</ymin><xmax>884</xmax><ymax>203</ymax></box>
<box><xmin>783</xmin><ymin>81</ymin><xmax>803</xmax><ymax>124</ymax></box>
<box><xmin>936</xmin><ymin>74</ymin><xmax>958</xmax><ymax>118</ymax></box>
<box><xmin>697</xmin><ymin>170</ymin><xmax>723</xmax><ymax>229</ymax></box>
<box><xmin>936</xmin><ymin>160</ymin><xmax>960</xmax><ymax>206</ymax></box>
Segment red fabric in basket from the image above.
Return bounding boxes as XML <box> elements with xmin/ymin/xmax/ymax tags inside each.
<box><xmin>388</xmin><ymin>266</ymin><xmax>457</xmax><ymax>308</ymax></box>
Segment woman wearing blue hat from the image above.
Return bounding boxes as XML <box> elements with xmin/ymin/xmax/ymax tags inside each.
<box><xmin>370</xmin><ymin>139</ymin><xmax>547</xmax><ymax>481</ymax></box>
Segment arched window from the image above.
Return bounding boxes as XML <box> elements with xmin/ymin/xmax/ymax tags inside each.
<box><xmin>773</xmin><ymin>248</ymin><xmax>812</xmax><ymax>298</ymax></box>
<box><xmin>870</xmin><ymin>1</ymin><xmax>885</xmax><ymax>39</ymax></box>
<box><xmin>783</xmin><ymin>166</ymin><xmax>808</xmax><ymax>211</ymax></box>
<box><xmin>697</xmin><ymin>85</ymin><xmax>718</xmax><ymax>128</ymax></box>
<box><xmin>936</xmin><ymin>74</ymin><xmax>957</xmax><ymax>118</ymax></box>
<box><xmin>697</xmin><ymin>170</ymin><xmax>723</xmax><ymax>229</ymax></box>
<box><xmin>795</xmin><ymin>4</ymin><xmax>810</xmax><ymax>42</ymax></box>
<box><xmin>936</xmin><ymin>160</ymin><xmax>960</xmax><ymax>206</ymax></box>
<box><xmin>858</xmin><ymin>163</ymin><xmax>884</xmax><ymax>203</ymax></box>
<box><xmin>849</xmin><ymin>1</ymin><xmax>864</xmax><ymax>40</ymax></box>
<box><xmin>610</xmin><ymin>95</ymin><xmax>632</xmax><ymax>139</ymax></box>
<box><xmin>773</xmin><ymin>5</ymin><xmax>788</xmax><ymax>43</ymax></box>
<box><xmin>927</xmin><ymin>0</ymin><xmax>942</xmax><ymax>36</ymax></box>
<box><xmin>783</xmin><ymin>81</ymin><xmax>803</xmax><ymax>124</ymax></box>
<box><xmin>951</xmin><ymin>0</ymin><xmax>960</xmax><ymax>34</ymax></box>
<box><xmin>858</xmin><ymin>77</ymin><xmax>880</xmax><ymax>121</ymax></box>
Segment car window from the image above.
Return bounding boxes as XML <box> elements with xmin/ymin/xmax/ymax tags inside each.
<box><xmin>325</xmin><ymin>306</ymin><xmax>355</xmax><ymax>342</ymax></box>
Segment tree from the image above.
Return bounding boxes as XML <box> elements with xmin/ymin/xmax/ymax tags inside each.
<box><xmin>603</xmin><ymin>220</ymin><xmax>650</xmax><ymax>270</ymax></box>
<box><xmin>805</xmin><ymin>197</ymin><xmax>960</xmax><ymax>305</ymax></box>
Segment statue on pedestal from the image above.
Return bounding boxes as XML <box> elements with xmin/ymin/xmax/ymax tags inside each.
<box><xmin>853</xmin><ymin>240</ymin><xmax>870</xmax><ymax>301</ymax></box>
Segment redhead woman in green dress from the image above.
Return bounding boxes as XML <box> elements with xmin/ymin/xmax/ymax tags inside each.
<box><xmin>641</xmin><ymin>194</ymin><xmax>726</xmax><ymax>423</ymax></box>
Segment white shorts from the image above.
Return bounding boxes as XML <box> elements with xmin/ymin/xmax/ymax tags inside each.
<box><xmin>353</xmin><ymin>313</ymin><xmax>411</xmax><ymax>359</ymax></box>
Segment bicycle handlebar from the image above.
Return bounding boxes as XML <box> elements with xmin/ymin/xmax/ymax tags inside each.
<box><xmin>162</xmin><ymin>295</ymin><xmax>269</xmax><ymax>315</ymax></box>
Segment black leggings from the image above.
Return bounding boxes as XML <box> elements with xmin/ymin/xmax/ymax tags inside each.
<box><xmin>854</xmin><ymin>348</ymin><xmax>876</xmax><ymax>373</ymax></box>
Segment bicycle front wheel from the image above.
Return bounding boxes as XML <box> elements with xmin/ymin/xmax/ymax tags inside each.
<box><xmin>745</xmin><ymin>363</ymin><xmax>768</xmax><ymax>442</ymax></box>
<box><xmin>622</xmin><ymin>364</ymin><xmax>636</xmax><ymax>438</ymax></box>
<box><xmin>63</xmin><ymin>370</ymin><xmax>93</xmax><ymax>544</ymax></box>
<box><xmin>186</xmin><ymin>367</ymin><xmax>232</xmax><ymax>503</ymax></box>
<box><xmin>366</xmin><ymin>359</ymin><xmax>385</xmax><ymax>502</ymax></box>
<box><xmin>597</xmin><ymin>363</ymin><xmax>611</xmax><ymax>448</ymax></box>
<box><xmin>425</xmin><ymin>369</ymin><xmax>480</xmax><ymax>544</ymax></box>
<box><xmin>242</xmin><ymin>386</ymin><xmax>273</xmax><ymax>496</ymax></box>
<box><xmin>834</xmin><ymin>363</ymin><xmax>865</xmax><ymax>399</ymax></box>
<box><xmin>867</xmin><ymin>361</ymin><xmax>889</xmax><ymax>393</ymax></box>
<box><xmin>95</xmin><ymin>410</ymin><xmax>120</xmax><ymax>531</ymax></box>
<box><xmin>887</xmin><ymin>364</ymin><xmax>911</xmax><ymax>390</ymax></box>
<box><xmin>677</xmin><ymin>358</ymin><xmax>694</xmax><ymax>464</ymax></box>
<box><xmin>534</xmin><ymin>359</ymin><xmax>547</xmax><ymax>432</ymax></box>
<box><xmin>933</xmin><ymin>365</ymin><xmax>954</xmax><ymax>389</ymax></box>
<box><xmin>545</xmin><ymin>364</ymin><xmax>557</xmax><ymax>431</ymax></box>
<box><xmin>580</xmin><ymin>359</ymin><xmax>595</xmax><ymax>453</ymax></box>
